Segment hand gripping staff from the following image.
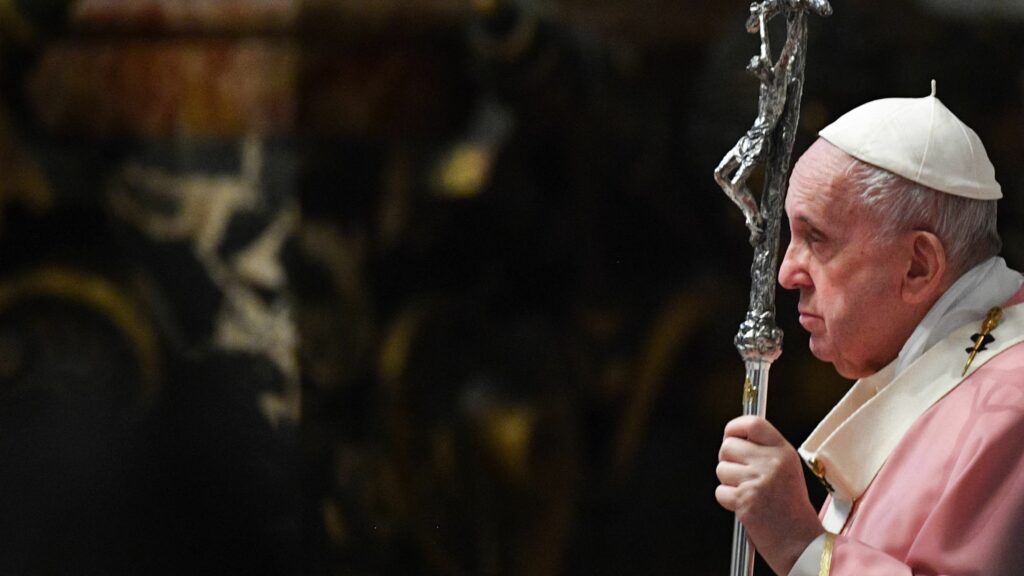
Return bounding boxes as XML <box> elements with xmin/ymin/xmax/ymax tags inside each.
<box><xmin>713</xmin><ymin>1</ymin><xmax>830</xmax><ymax>575</ymax></box>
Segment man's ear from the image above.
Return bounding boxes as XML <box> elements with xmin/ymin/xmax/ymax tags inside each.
<box><xmin>902</xmin><ymin>231</ymin><xmax>947</xmax><ymax>304</ymax></box>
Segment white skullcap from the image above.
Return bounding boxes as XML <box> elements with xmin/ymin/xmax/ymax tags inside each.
<box><xmin>818</xmin><ymin>81</ymin><xmax>1002</xmax><ymax>200</ymax></box>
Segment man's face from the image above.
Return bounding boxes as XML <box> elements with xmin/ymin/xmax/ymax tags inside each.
<box><xmin>779</xmin><ymin>139</ymin><xmax>912</xmax><ymax>379</ymax></box>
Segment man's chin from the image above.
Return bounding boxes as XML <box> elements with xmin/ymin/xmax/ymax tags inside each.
<box><xmin>808</xmin><ymin>340</ymin><xmax>860</xmax><ymax>377</ymax></box>
<box><xmin>820</xmin><ymin>351</ymin><xmax>874</xmax><ymax>379</ymax></box>
<box><xmin>807</xmin><ymin>336</ymin><xmax>832</xmax><ymax>363</ymax></box>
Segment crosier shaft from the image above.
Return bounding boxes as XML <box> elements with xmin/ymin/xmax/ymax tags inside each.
<box><xmin>722</xmin><ymin>3</ymin><xmax>826</xmax><ymax>575</ymax></box>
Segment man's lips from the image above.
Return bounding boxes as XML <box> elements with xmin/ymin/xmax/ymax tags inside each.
<box><xmin>798</xmin><ymin>309</ymin><xmax>823</xmax><ymax>330</ymax></box>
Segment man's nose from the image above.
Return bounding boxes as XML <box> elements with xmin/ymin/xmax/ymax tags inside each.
<box><xmin>778</xmin><ymin>243</ymin><xmax>809</xmax><ymax>290</ymax></box>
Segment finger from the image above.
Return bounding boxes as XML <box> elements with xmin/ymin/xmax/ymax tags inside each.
<box><xmin>724</xmin><ymin>415</ymin><xmax>785</xmax><ymax>447</ymax></box>
<box><xmin>716</xmin><ymin>460</ymin><xmax>752</xmax><ymax>486</ymax></box>
<box><xmin>718</xmin><ymin>436</ymin><xmax>755</xmax><ymax>463</ymax></box>
<box><xmin>723</xmin><ymin>415</ymin><xmax>758</xmax><ymax>439</ymax></box>
<box><xmin>715</xmin><ymin>484</ymin><xmax>738</xmax><ymax>512</ymax></box>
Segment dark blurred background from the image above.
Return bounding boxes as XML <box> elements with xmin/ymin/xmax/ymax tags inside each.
<box><xmin>0</xmin><ymin>1</ymin><xmax>1022</xmax><ymax>574</ymax></box>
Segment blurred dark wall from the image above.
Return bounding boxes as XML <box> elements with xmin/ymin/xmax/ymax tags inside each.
<box><xmin>0</xmin><ymin>1</ymin><xmax>1022</xmax><ymax>575</ymax></box>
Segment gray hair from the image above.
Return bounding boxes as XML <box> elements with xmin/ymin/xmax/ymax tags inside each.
<box><xmin>843</xmin><ymin>159</ymin><xmax>1001</xmax><ymax>277</ymax></box>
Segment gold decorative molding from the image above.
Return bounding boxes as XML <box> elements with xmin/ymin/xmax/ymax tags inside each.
<box><xmin>0</xmin><ymin>267</ymin><xmax>161</xmax><ymax>399</ymax></box>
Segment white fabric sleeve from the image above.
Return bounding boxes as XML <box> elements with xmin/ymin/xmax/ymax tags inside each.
<box><xmin>788</xmin><ymin>533</ymin><xmax>827</xmax><ymax>576</ymax></box>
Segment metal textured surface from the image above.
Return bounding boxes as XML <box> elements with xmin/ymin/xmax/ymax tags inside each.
<box><xmin>714</xmin><ymin>1</ymin><xmax>831</xmax><ymax>575</ymax></box>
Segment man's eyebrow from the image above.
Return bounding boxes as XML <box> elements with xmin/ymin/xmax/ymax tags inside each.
<box><xmin>794</xmin><ymin>215</ymin><xmax>826</xmax><ymax>236</ymax></box>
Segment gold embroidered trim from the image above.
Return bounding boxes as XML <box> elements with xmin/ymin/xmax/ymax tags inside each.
<box><xmin>818</xmin><ymin>532</ymin><xmax>836</xmax><ymax>576</ymax></box>
<box><xmin>963</xmin><ymin>306</ymin><xmax>1003</xmax><ymax>376</ymax></box>
<box><xmin>807</xmin><ymin>457</ymin><xmax>835</xmax><ymax>493</ymax></box>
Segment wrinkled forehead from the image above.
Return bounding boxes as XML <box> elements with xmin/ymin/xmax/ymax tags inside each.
<box><xmin>786</xmin><ymin>138</ymin><xmax>861</xmax><ymax>217</ymax></box>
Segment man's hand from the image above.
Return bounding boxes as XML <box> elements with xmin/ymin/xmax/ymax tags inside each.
<box><xmin>716</xmin><ymin>416</ymin><xmax>824</xmax><ymax>575</ymax></box>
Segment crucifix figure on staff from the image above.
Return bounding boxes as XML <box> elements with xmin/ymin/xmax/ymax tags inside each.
<box><xmin>715</xmin><ymin>0</ymin><xmax>831</xmax><ymax>246</ymax></box>
<box><xmin>714</xmin><ymin>71</ymin><xmax>1024</xmax><ymax>576</ymax></box>
<box><xmin>713</xmin><ymin>1</ymin><xmax>829</xmax><ymax>574</ymax></box>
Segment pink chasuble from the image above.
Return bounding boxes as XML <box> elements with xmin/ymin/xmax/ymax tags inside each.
<box><xmin>825</xmin><ymin>288</ymin><xmax>1024</xmax><ymax>575</ymax></box>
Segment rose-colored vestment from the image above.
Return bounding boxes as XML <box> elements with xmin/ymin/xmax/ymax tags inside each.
<box><xmin>826</xmin><ymin>289</ymin><xmax>1024</xmax><ymax>575</ymax></box>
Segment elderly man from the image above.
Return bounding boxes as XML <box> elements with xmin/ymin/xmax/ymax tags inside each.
<box><xmin>715</xmin><ymin>85</ymin><xmax>1024</xmax><ymax>575</ymax></box>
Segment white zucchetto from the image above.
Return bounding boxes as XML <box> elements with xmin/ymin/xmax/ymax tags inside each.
<box><xmin>818</xmin><ymin>81</ymin><xmax>1002</xmax><ymax>200</ymax></box>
